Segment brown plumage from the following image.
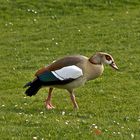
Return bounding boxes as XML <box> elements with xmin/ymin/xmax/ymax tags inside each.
<box><xmin>24</xmin><ymin>52</ymin><xmax>118</xmax><ymax>109</ymax></box>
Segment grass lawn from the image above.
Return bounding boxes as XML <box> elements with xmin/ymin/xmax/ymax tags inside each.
<box><xmin>0</xmin><ymin>0</ymin><xmax>140</xmax><ymax>139</ymax></box>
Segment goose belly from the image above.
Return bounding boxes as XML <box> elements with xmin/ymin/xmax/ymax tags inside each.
<box><xmin>52</xmin><ymin>77</ymin><xmax>86</xmax><ymax>90</ymax></box>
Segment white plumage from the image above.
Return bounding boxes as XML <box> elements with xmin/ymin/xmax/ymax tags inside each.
<box><xmin>52</xmin><ymin>65</ymin><xmax>83</xmax><ymax>80</ymax></box>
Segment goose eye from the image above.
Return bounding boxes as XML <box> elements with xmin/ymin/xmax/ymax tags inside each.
<box><xmin>105</xmin><ymin>55</ymin><xmax>111</xmax><ymax>61</ymax></box>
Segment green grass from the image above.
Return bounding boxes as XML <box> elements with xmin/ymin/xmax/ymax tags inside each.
<box><xmin>0</xmin><ymin>0</ymin><xmax>140</xmax><ymax>139</ymax></box>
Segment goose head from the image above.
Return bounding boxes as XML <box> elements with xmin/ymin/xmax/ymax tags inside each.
<box><xmin>89</xmin><ymin>52</ymin><xmax>118</xmax><ymax>70</ymax></box>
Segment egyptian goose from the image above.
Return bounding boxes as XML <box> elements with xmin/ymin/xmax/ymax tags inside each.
<box><xmin>24</xmin><ymin>52</ymin><xmax>118</xmax><ymax>109</ymax></box>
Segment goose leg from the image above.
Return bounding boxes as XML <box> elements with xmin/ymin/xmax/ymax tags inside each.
<box><xmin>45</xmin><ymin>88</ymin><xmax>55</xmax><ymax>109</ymax></box>
<box><xmin>68</xmin><ymin>90</ymin><xmax>79</xmax><ymax>109</ymax></box>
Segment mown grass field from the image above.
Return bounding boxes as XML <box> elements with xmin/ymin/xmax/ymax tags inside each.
<box><xmin>0</xmin><ymin>0</ymin><xmax>140</xmax><ymax>139</ymax></box>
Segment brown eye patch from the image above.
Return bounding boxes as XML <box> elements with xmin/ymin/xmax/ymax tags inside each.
<box><xmin>105</xmin><ymin>55</ymin><xmax>112</xmax><ymax>61</ymax></box>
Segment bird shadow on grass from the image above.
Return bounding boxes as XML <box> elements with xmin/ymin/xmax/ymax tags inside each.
<box><xmin>41</xmin><ymin>108</ymin><xmax>96</xmax><ymax>120</ymax></box>
<box><xmin>2</xmin><ymin>100</ymin><xmax>96</xmax><ymax>122</ymax></box>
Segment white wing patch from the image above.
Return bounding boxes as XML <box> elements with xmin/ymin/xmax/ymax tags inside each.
<box><xmin>52</xmin><ymin>65</ymin><xmax>83</xmax><ymax>80</ymax></box>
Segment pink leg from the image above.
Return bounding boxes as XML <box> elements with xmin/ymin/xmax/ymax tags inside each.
<box><xmin>45</xmin><ymin>88</ymin><xmax>55</xmax><ymax>109</ymax></box>
<box><xmin>68</xmin><ymin>90</ymin><xmax>79</xmax><ymax>109</ymax></box>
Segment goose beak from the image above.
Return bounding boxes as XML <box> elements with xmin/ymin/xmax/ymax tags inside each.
<box><xmin>110</xmin><ymin>62</ymin><xmax>118</xmax><ymax>70</ymax></box>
